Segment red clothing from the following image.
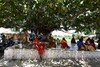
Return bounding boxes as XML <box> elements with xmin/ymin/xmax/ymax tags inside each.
<box><xmin>37</xmin><ymin>42</ymin><xmax>45</xmax><ymax>56</ymax></box>
<box><xmin>33</xmin><ymin>38</ymin><xmax>45</xmax><ymax>56</ymax></box>
<box><xmin>33</xmin><ymin>38</ymin><xmax>40</xmax><ymax>48</ymax></box>
<box><xmin>60</xmin><ymin>40</ymin><xmax>68</xmax><ymax>48</ymax></box>
<box><xmin>91</xmin><ymin>43</ymin><xmax>96</xmax><ymax>50</ymax></box>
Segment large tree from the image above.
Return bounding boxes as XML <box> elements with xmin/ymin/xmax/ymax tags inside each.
<box><xmin>0</xmin><ymin>0</ymin><xmax>100</xmax><ymax>34</ymax></box>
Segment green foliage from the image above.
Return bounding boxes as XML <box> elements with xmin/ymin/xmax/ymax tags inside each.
<box><xmin>0</xmin><ymin>0</ymin><xmax>100</xmax><ymax>34</ymax></box>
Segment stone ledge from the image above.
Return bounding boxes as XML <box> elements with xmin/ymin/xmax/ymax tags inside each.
<box><xmin>4</xmin><ymin>48</ymin><xmax>100</xmax><ymax>60</ymax></box>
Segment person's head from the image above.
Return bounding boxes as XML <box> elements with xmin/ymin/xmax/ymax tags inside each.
<box><xmin>81</xmin><ymin>36</ymin><xmax>83</xmax><ymax>39</ymax></box>
<box><xmin>90</xmin><ymin>39</ymin><xmax>94</xmax><ymax>43</ymax></box>
<box><xmin>72</xmin><ymin>37</ymin><xmax>75</xmax><ymax>40</ymax></box>
<box><xmin>1</xmin><ymin>33</ymin><xmax>3</xmax><ymax>35</ymax></box>
<box><xmin>1</xmin><ymin>33</ymin><xmax>4</xmax><ymax>36</ymax></box>
<box><xmin>87</xmin><ymin>40</ymin><xmax>90</xmax><ymax>44</ymax></box>
<box><xmin>35</xmin><ymin>36</ymin><xmax>39</xmax><ymax>39</ymax></box>
<box><xmin>87</xmin><ymin>37</ymin><xmax>90</xmax><ymax>40</ymax></box>
<box><xmin>62</xmin><ymin>38</ymin><xmax>66</xmax><ymax>40</ymax></box>
<box><xmin>86</xmin><ymin>37</ymin><xmax>90</xmax><ymax>41</ymax></box>
<box><xmin>79</xmin><ymin>37</ymin><xmax>83</xmax><ymax>42</ymax></box>
<box><xmin>57</xmin><ymin>38</ymin><xmax>59</xmax><ymax>40</ymax></box>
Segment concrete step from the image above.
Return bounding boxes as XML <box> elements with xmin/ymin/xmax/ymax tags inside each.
<box><xmin>4</xmin><ymin>48</ymin><xmax>100</xmax><ymax>60</ymax></box>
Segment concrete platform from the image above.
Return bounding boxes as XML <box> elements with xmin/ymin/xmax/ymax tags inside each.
<box><xmin>4</xmin><ymin>48</ymin><xmax>100</xmax><ymax>60</ymax></box>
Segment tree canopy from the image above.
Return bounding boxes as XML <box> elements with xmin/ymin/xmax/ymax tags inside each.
<box><xmin>0</xmin><ymin>0</ymin><xmax>100</xmax><ymax>34</ymax></box>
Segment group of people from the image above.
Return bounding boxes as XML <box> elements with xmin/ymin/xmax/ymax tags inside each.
<box><xmin>77</xmin><ymin>37</ymin><xmax>96</xmax><ymax>51</ymax></box>
<box><xmin>0</xmin><ymin>33</ymin><xmax>20</xmax><ymax>49</ymax></box>
<box><xmin>0</xmin><ymin>32</ymin><xmax>99</xmax><ymax>52</ymax></box>
<box><xmin>31</xmin><ymin>35</ymin><xmax>70</xmax><ymax>50</ymax></box>
<box><xmin>32</xmin><ymin>36</ymin><xmax>69</xmax><ymax>57</ymax></box>
<box><xmin>60</xmin><ymin>36</ymin><xmax>98</xmax><ymax>51</ymax></box>
<box><xmin>30</xmin><ymin>34</ymin><xmax>98</xmax><ymax>51</ymax></box>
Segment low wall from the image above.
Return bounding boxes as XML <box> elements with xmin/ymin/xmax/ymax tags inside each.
<box><xmin>4</xmin><ymin>48</ymin><xmax>100</xmax><ymax>60</ymax></box>
<box><xmin>4</xmin><ymin>48</ymin><xmax>40</xmax><ymax>60</ymax></box>
<box><xmin>43</xmin><ymin>49</ymin><xmax>100</xmax><ymax>59</ymax></box>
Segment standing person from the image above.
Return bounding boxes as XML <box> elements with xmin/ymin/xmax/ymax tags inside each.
<box><xmin>60</xmin><ymin>38</ymin><xmax>69</xmax><ymax>49</ymax></box>
<box><xmin>71</xmin><ymin>36</ymin><xmax>76</xmax><ymax>49</ymax></box>
<box><xmin>33</xmin><ymin>37</ymin><xmax>45</xmax><ymax>60</ymax></box>
<box><xmin>77</xmin><ymin>37</ymin><xmax>84</xmax><ymax>50</ymax></box>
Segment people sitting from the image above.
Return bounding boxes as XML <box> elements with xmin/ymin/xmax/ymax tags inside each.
<box><xmin>84</xmin><ymin>37</ymin><xmax>96</xmax><ymax>51</ymax></box>
<box><xmin>77</xmin><ymin>37</ymin><xmax>85</xmax><ymax>51</ymax></box>
<box><xmin>60</xmin><ymin>38</ymin><xmax>69</xmax><ymax>49</ymax></box>
<box><xmin>47</xmin><ymin>35</ymin><xmax>56</xmax><ymax>48</ymax></box>
<box><xmin>7</xmin><ymin>37</ymin><xmax>15</xmax><ymax>47</ymax></box>
<box><xmin>71</xmin><ymin>36</ymin><xmax>76</xmax><ymax>49</ymax></box>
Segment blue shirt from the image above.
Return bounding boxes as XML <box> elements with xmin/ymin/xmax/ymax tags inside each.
<box><xmin>77</xmin><ymin>41</ymin><xmax>84</xmax><ymax>49</ymax></box>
